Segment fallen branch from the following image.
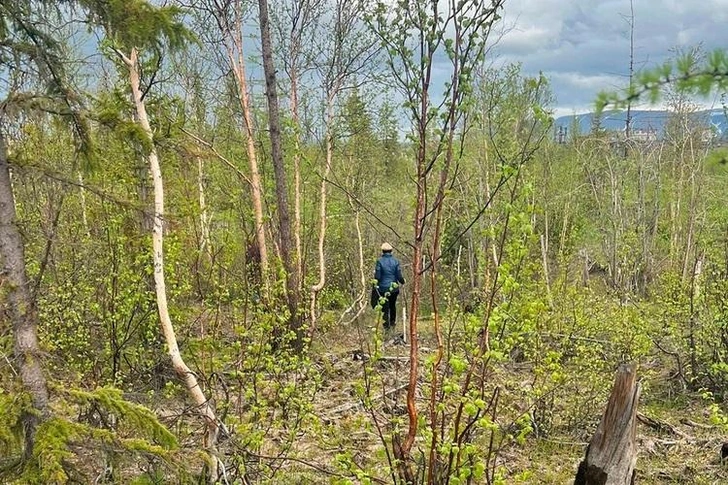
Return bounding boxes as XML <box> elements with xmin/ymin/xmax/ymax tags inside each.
<box><xmin>180</xmin><ymin>127</ymin><xmax>252</xmax><ymax>186</ymax></box>
<box><xmin>679</xmin><ymin>418</ymin><xmax>715</xmax><ymax>430</ymax></box>
<box><xmin>336</xmin><ymin>292</ymin><xmax>368</xmax><ymax>326</ymax></box>
<box><xmin>637</xmin><ymin>412</ymin><xmax>691</xmax><ymax>440</ymax></box>
<box><xmin>323</xmin><ymin>382</ymin><xmax>409</xmax><ymax>420</ymax></box>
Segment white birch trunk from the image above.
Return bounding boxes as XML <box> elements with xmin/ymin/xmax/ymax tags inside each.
<box><xmin>225</xmin><ymin>1</ymin><xmax>269</xmax><ymax>293</ymax></box>
<box><xmin>291</xmin><ymin>69</ymin><xmax>304</xmax><ymax>289</ymax></box>
<box><xmin>123</xmin><ymin>47</ymin><xmax>222</xmax><ymax>482</ymax></box>
<box><xmin>309</xmin><ymin>95</ymin><xmax>334</xmax><ymax>332</ymax></box>
<box><xmin>197</xmin><ymin>156</ymin><xmax>211</xmax><ymax>255</ymax></box>
<box><xmin>336</xmin><ymin>197</ymin><xmax>368</xmax><ymax>326</ymax></box>
<box><xmin>77</xmin><ymin>170</ymin><xmax>90</xmax><ymax>238</ymax></box>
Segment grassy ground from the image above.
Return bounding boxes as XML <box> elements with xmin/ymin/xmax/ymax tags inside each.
<box><xmin>305</xmin><ymin>312</ymin><xmax>728</xmax><ymax>484</ymax></box>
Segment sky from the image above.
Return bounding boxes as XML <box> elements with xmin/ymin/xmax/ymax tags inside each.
<box><xmin>493</xmin><ymin>0</ymin><xmax>728</xmax><ymax>116</ymax></box>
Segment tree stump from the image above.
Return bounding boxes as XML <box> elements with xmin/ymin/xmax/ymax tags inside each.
<box><xmin>575</xmin><ymin>363</ymin><xmax>640</xmax><ymax>485</ymax></box>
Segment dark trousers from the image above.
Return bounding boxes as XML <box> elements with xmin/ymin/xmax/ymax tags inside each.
<box><xmin>381</xmin><ymin>289</ymin><xmax>399</xmax><ymax>330</ymax></box>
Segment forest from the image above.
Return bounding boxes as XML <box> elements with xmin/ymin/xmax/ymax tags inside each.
<box><xmin>2</xmin><ymin>0</ymin><xmax>728</xmax><ymax>483</ymax></box>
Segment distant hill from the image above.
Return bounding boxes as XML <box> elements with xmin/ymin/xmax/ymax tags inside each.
<box><xmin>553</xmin><ymin>109</ymin><xmax>728</xmax><ymax>141</ymax></box>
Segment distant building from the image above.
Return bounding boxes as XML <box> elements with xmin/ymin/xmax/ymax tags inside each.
<box><xmin>553</xmin><ymin>109</ymin><xmax>728</xmax><ymax>144</ymax></box>
<box><xmin>627</xmin><ymin>127</ymin><xmax>658</xmax><ymax>142</ymax></box>
<box><xmin>555</xmin><ymin>125</ymin><xmax>568</xmax><ymax>144</ymax></box>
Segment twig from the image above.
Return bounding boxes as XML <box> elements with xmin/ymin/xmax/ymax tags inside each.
<box><xmin>377</xmin><ymin>356</ymin><xmax>410</xmax><ymax>363</ymax></box>
<box><xmin>324</xmin><ymin>382</ymin><xmax>409</xmax><ymax>418</ymax></box>
<box><xmin>2</xmin><ymin>353</ymin><xmax>18</xmax><ymax>377</ymax></box>
<box><xmin>217</xmin><ymin>457</ymin><xmax>230</xmax><ymax>485</ymax></box>
<box><xmin>653</xmin><ymin>438</ymin><xmax>680</xmax><ymax>446</ymax></box>
<box><xmin>247</xmin><ymin>452</ymin><xmax>357</xmax><ymax>481</ymax></box>
<box><xmin>651</xmin><ymin>338</ymin><xmax>687</xmax><ymax>388</ymax></box>
<box><xmin>32</xmin><ymin>192</ymin><xmax>65</xmax><ymax>299</ymax></box>
<box><xmin>10</xmin><ymin>161</ymin><xmax>149</xmax><ymax>215</ymax></box>
<box><xmin>542</xmin><ymin>332</ymin><xmax>614</xmax><ymax>345</ymax></box>
<box><xmin>324</xmin><ymin>176</ymin><xmax>411</xmax><ymax>249</ymax></box>
<box><xmin>542</xmin><ymin>438</ymin><xmax>588</xmax><ymax>447</ymax></box>
<box><xmin>180</xmin><ymin>127</ymin><xmax>252</xmax><ymax>186</ymax></box>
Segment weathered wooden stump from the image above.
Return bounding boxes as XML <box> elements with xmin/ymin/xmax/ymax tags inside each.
<box><xmin>575</xmin><ymin>363</ymin><xmax>640</xmax><ymax>485</ymax></box>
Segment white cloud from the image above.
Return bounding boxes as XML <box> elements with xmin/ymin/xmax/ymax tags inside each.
<box><xmin>498</xmin><ymin>26</ymin><xmax>557</xmax><ymax>54</ymax></box>
<box><xmin>551</xmin><ymin>72</ymin><xmax>623</xmax><ymax>90</ymax></box>
<box><xmin>491</xmin><ymin>0</ymin><xmax>728</xmax><ymax>113</ymax></box>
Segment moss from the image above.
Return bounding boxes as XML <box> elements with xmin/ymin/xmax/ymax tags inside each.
<box><xmin>30</xmin><ymin>417</ymin><xmax>82</xmax><ymax>484</ymax></box>
<box><xmin>64</xmin><ymin>386</ymin><xmax>178</xmax><ymax>450</ymax></box>
<box><xmin>0</xmin><ymin>388</ymin><xmax>28</xmax><ymax>456</ymax></box>
<box><xmin>0</xmin><ymin>385</ymin><xmax>183</xmax><ymax>484</ymax></box>
<box><xmin>120</xmin><ymin>437</ymin><xmax>170</xmax><ymax>456</ymax></box>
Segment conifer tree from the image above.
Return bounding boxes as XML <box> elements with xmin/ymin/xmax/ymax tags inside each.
<box><xmin>0</xmin><ymin>0</ymin><xmax>91</xmax><ymax>458</ymax></box>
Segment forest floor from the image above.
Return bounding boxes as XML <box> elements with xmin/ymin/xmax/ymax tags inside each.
<box><xmin>300</xmin><ymin>313</ymin><xmax>728</xmax><ymax>484</ymax></box>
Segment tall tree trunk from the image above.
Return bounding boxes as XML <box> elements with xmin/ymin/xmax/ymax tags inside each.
<box><xmin>277</xmin><ymin>0</ymin><xmax>324</xmax><ymax>293</ymax></box>
<box><xmin>669</xmin><ymin>153</ymin><xmax>683</xmax><ymax>269</ymax></box>
<box><xmin>197</xmin><ymin>156</ymin><xmax>212</xmax><ymax>256</ymax></box>
<box><xmin>122</xmin><ymin>47</ymin><xmax>223</xmax><ymax>482</ymax></box>
<box><xmin>540</xmin><ymin>232</ymin><xmax>553</xmax><ymax>307</ymax></box>
<box><xmin>607</xmin><ymin>156</ymin><xmax>623</xmax><ymax>289</ymax></box>
<box><xmin>426</xmin><ymin>195</ymin><xmax>447</xmax><ymax>485</ymax></box>
<box><xmin>77</xmin><ymin>169</ymin><xmax>90</xmax><ymax>238</ymax></box>
<box><xmin>309</xmin><ymin>95</ymin><xmax>334</xmax><ymax>333</ymax></box>
<box><xmin>424</xmin><ymin>70</ymin><xmax>460</xmax><ymax>481</ymax></box>
<box><xmin>224</xmin><ymin>1</ymin><xmax>270</xmax><ymax>293</ymax></box>
<box><xmin>624</xmin><ymin>0</ymin><xmax>635</xmax><ymax>152</ymax></box>
<box><xmin>682</xmin><ymin>137</ymin><xmax>699</xmax><ymax>283</ymax></box>
<box><xmin>258</xmin><ymin>0</ymin><xmax>301</xmax><ymax>341</ymax></box>
<box><xmin>402</xmin><ymin>131</ymin><xmax>426</xmax><ymax>459</ymax></box>
<box><xmin>0</xmin><ymin>131</ymin><xmax>49</xmax><ymax>459</ymax></box>
<box><xmin>290</xmin><ymin>67</ymin><xmax>304</xmax><ymax>289</ymax></box>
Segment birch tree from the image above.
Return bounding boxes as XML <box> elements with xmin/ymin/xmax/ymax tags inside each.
<box><xmin>89</xmin><ymin>2</ymin><xmax>225</xmax><ymax>480</ymax></box>
<box><xmin>308</xmin><ymin>0</ymin><xmax>379</xmax><ymax>333</ymax></box>
<box><xmin>273</xmin><ymin>0</ymin><xmax>325</xmax><ymax>288</ymax></box>
<box><xmin>204</xmin><ymin>0</ymin><xmax>271</xmax><ymax>293</ymax></box>
<box><xmin>370</xmin><ymin>0</ymin><xmax>506</xmax><ymax>480</ymax></box>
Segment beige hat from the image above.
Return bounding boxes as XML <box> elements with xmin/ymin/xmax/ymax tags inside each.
<box><xmin>381</xmin><ymin>242</ymin><xmax>393</xmax><ymax>252</ymax></box>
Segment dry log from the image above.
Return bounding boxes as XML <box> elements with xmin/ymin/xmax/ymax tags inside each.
<box><xmin>637</xmin><ymin>412</ymin><xmax>689</xmax><ymax>439</ymax></box>
<box><xmin>321</xmin><ymin>383</ymin><xmax>409</xmax><ymax>422</ymax></box>
<box><xmin>575</xmin><ymin>363</ymin><xmax>640</xmax><ymax>485</ymax></box>
<box><xmin>679</xmin><ymin>418</ymin><xmax>714</xmax><ymax>430</ymax></box>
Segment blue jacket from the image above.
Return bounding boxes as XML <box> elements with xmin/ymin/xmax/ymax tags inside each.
<box><xmin>374</xmin><ymin>253</ymin><xmax>405</xmax><ymax>294</ymax></box>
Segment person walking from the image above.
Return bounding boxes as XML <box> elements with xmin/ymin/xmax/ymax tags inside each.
<box><xmin>372</xmin><ymin>242</ymin><xmax>405</xmax><ymax>332</ymax></box>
